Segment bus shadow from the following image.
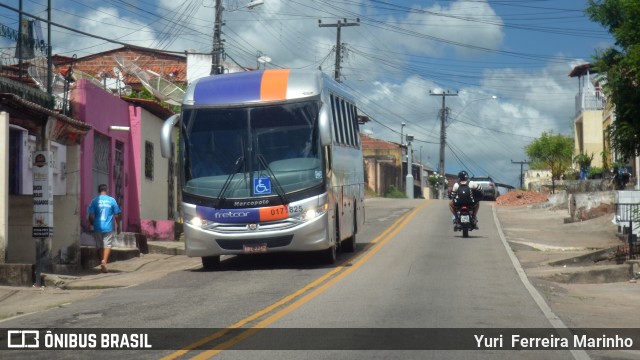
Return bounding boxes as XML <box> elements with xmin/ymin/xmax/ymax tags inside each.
<box><xmin>192</xmin><ymin>245</ymin><xmax>364</xmax><ymax>272</ymax></box>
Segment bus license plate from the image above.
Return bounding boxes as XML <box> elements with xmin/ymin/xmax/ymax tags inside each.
<box><xmin>460</xmin><ymin>215</ymin><xmax>470</xmax><ymax>223</ymax></box>
<box><xmin>243</xmin><ymin>243</ymin><xmax>267</xmax><ymax>253</ymax></box>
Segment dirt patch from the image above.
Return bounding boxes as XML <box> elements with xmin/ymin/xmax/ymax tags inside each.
<box><xmin>575</xmin><ymin>203</ymin><xmax>615</xmax><ymax>221</ymax></box>
<box><xmin>496</xmin><ymin>190</ymin><xmax>548</xmax><ymax>206</ymax></box>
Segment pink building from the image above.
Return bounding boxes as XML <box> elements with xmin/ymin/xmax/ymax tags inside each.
<box><xmin>72</xmin><ymin>80</ymin><xmax>177</xmax><ymax>242</ymax></box>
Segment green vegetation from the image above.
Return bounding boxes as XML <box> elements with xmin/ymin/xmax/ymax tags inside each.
<box><xmin>384</xmin><ymin>185</ymin><xmax>406</xmax><ymax>198</ymax></box>
<box><xmin>573</xmin><ymin>152</ymin><xmax>594</xmax><ymax>168</ymax></box>
<box><xmin>365</xmin><ymin>188</ymin><xmax>380</xmax><ymax>198</ymax></box>
<box><xmin>525</xmin><ymin>132</ymin><xmax>574</xmax><ymax>193</ymax></box>
<box><xmin>589</xmin><ymin>166</ymin><xmax>604</xmax><ymax>179</ymax></box>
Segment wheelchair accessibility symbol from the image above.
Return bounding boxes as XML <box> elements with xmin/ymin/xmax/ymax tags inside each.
<box><xmin>253</xmin><ymin>178</ymin><xmax>272</xmax><ymax>195</ymax></box>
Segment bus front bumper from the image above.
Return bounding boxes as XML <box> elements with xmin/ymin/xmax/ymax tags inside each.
<box><xmin>183</xmin><ymin>213</ymin><xmax>331</xmax><ymax>258</ymax></box>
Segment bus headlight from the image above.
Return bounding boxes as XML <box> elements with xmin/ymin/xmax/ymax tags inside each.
<box><xmin>187</xmin><ymin>215</ymin><xmax>211</xmax><ymax>227</ymax></box>
<box><xmin>191</xmin><ymin>216</ymin><xmax>203</xmax><ymax>227</ymax></box>
<box><xmin>302</xmin><ymin>203</ymin><xmax>328</xmax><ymax>221</ymax></box>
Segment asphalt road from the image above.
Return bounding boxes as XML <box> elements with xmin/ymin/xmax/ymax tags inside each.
<box><xmin>2</xmin><ymin>199</ymin><xmax>578</xmax><ymax>360</ymax></box>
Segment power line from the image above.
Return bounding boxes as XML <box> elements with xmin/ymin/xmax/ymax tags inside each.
<box><xmin>0</xmin><ymin>2</ymin><xmax>209</xmax><ymax>55</ymax></box>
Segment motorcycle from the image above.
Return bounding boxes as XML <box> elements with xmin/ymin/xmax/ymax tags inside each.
<box><xmin>454</xmin><ymin>205</ymin><xmax>474</xmax><ymax>238</ymax></box>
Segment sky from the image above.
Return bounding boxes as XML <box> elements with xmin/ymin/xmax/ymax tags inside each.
<box><xmin>0</xmin><ymin>0</ymin><xmax>614</xmax><ymax>188</ymax></box>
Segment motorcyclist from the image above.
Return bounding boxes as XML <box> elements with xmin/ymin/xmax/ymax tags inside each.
<box><xmin>448</xmin><ymin>170</ymin><xmax>482</xmax><ymax>229</ymax></box>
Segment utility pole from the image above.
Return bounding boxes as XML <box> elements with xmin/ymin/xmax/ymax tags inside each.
<box><xmin>430</xmin><ymin>90</ymin><xmax>458</xmax><ymax>199</ymax></box>
<box><xmin>211</xmin><ymin>0</ymin><xmax>224</xmax><ymax>75</ymax></box>
<box><xmin>47</xmin><ymin>0</ymin><xmax>52</xmax><ymax>96</ymax></box>
<box><xmin>318</xmin><ymin>18</ymin><xmax>359</xmax><ymax>83</ymax></box>
<box><xmin>211</xmin><ymin>0</ymin><xmax>263</xmax><ymax>75</ymax></box>
<box><xmin>511</xmin><ymin>160</ymin><xmax>530</xmax><ymax>189</ymax></box>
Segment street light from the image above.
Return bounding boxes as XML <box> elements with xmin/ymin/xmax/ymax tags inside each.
<box><xmin>211</xmin><ymin>0</ymin><xmax>265</xmax><ymax>75</ymax></box>
<box><xmin>406</xmin><ymin>134</ymin><xmax>414</xmax><ymax>198</ymax></box>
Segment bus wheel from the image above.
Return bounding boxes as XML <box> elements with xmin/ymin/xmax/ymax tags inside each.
<box><xmin>320</xmin><ymin>243</ymin><xmax>337</xmax><ymax>264</ymax></box>
<box><xmin>201</xmin><ymin>255</ymin><xmax>220</xmax><ymax>270</ymax></box>
<box><xmin>342</xmin><ymin>232</ymin><xmax>356</xmax><ymax>253</ymax></box>
<box><xmin>342</xmin><ymin>208</ymin><xmax>357</xmax><ymax>253</ymax></box>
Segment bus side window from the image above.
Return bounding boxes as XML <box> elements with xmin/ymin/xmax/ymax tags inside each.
<box><xmin>339</xmin><ymin>99</ymin><xmax>348</xmax><ymax>146</ymax></box>
<box><xmin>351</xmin><ymin>104</ymin><xmax>360</xmax><ymax>148</ymax></box>
<box><xmin>330</xmin><ymin>94</ymin><xmax>341</xmax><ymax>144</ymax></box>
<box><xmin>345</xmin><ymin>101</ymin><xmax>355</xmax><ymax>147</ymax></box>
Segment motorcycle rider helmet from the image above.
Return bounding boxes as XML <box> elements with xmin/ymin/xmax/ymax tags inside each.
<box><xmin>458</xmin><ymin>170</ymin><xmax>469</xmax><ymax>181</ymax></box>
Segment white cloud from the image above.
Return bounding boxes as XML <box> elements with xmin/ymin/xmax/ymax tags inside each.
<box><xmin>379</xmin><ymin>0</ymin><xmax>505</xmax><ymax>57</ymax></box>
<box><xmin>52</xmin><ymin>7</ymin><xmax>159</xmax><ymax>56</ymax></box>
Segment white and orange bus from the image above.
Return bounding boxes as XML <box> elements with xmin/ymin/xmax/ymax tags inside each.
<box><xmin>161</xmin><ymin>69</ymin><xmax>365</xmax><ymax>269</ymax></box>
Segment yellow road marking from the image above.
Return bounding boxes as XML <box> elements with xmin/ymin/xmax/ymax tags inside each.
<box><xmin>162</xmin><ymin>200</ymin><xmax>431</xmax><ymax>360</ymax></box>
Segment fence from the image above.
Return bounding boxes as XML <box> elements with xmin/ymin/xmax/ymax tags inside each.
<box><xmin>615</xmin><ymin>203</ymin><xmax>640</xmax><ymax>260</ymax></box>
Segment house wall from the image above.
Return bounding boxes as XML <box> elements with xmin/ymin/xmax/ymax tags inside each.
<box><xmin>362</xmin><ymin>142</ymin><xmax>403</xmax><ymax>195</ymax></box>
<box><xmin>72</xmin><ymin>80</ymin><xmax>135</xmax><ymax>232</ymax></box>
<box><xmin>7</xmin><ymin>146</ymin><xmax>81</xmax><ymax>266</ymax></box>
<box><xmin>574</xmin><ymin>110</ymin><xmax>604</xmax><ymax>168</ymax></box>
<box><xmin>72</xmin><ymin>80</ymin><xmax>177</xmax><ymax>242</ymax></box>
<box><xmin>134</xmin><ymin>106</ymin><xmax>176</xmax><ymax>240</ymax></box>
<box><xmin>524</xmin><ymin>169</ymin><xmax>552</xmax><ymax>191</ymax></box>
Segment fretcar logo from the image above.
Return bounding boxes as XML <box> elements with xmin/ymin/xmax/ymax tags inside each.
<box><xmin>214</xmin><ymin>211</ymin><xmax>250</xmax><ymax>219</ymax></box>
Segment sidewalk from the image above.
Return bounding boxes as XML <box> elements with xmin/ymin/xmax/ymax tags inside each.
<box><xmin>0</xmin><ymin>241</ymin><xmax>199</xmax><ymax>322</ymax></box>
<box><xmin>494</xmin><ymin>204</ymin><xmax>640</xmax><ymax>331</ymax></box>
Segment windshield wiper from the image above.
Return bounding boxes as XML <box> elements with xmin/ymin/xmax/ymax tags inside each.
<box><xmin>256</xmin><ymin>154</ymin><xmax>289</xmax><ymax>205</ymax></box>
<box><xmin>216</xmin><ymin>156</ymin><xmax>245</xmax><ymax>208</ymax></box>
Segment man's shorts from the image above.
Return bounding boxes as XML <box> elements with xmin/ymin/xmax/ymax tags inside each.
<box><xmin>93</xmin><ymin>232</ymin><xmax>115</xmax><ymax>249</ymax></box>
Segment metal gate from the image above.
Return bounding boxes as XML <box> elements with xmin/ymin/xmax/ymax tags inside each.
<box><xmin>92</xmin><ymin>133</ymin><xmax>110</xmax><ymax>197</ymax></box>
<box><xmin>115</xmin><ymin>141</ymin><xmax>124</xmax><ymax>207</ymax></box>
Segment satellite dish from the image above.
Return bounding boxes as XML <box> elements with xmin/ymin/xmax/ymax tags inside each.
<box><xmin>114</xmin><ymin>56</ymin><xmax>183</xmax><ymax>105</ymax></box>
<box><xmin>145</xmin><ymin>69</ymin><xmax>185</xmax><ymax>106</ymax></box>
<box><xmin>27</xmin><ymin>57</ymin><xmax>69</xmax><ymax>109</ymax></box>
<box><xmin>113</xmin><ymin>56</ymin><xmax>150</xmax><ymax>84</ymax></box>
<box><xmin>113</xmin><ymin>66</ymin><xmax>122</xmax><ymax>79</ymax></box>
<box><xmin>71</xmin><ymin>68</ymin><xmax>103</xmax><ymax>88</ymax></box>
<box><xmin>257</xmin><ymin>55</ymin><xmax>271</xmax><ymax>64</ymax></box>
<box><xmin>27</xmin><ymin>57</ymin><xmax>48</xmax><ymax>90</ymax></box>
<box><xmin>122</xmin><ymin>85</ymin><xmax>133</xmax><ymax>96</ymax></box>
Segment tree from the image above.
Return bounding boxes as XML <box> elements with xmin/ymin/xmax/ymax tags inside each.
<box><xmin>586</xmin><ymin>0</ymin><xmax>640</xmax><ymax>160</ymax></box>
<box><xmin>525</xmin><ymin>132</ymin><xmax>574</xmax><ymax>193</ymax></box>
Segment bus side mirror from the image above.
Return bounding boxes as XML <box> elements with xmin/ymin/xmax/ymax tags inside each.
<box><xmin>318</xmin><ymin>104</ymin><xmax>332</xmax><ymax>146</ymax></box>
<box><xmin>161</xmin><ymin>114</ymin><xmax>180</xmax><ymax>158</ymax></box>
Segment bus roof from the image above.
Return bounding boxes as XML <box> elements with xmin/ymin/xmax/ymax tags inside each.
<box><xmin>185</xmin><ymin>69</ymin><xmax>336</xmax><ymax>106</ymax></box>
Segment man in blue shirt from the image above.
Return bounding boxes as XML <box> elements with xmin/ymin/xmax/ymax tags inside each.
<box><xmin>88</xmin><ymin>184</ymin><xmax>121</xmax><ymax>273</ymax></box>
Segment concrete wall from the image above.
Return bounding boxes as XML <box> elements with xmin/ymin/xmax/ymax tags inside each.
<box><xmin>363</xmin><ymin>157</ymin><xmax>399</xmax><ymax>196</ymax></box>
<box><xmin>136</xmin><ymin>106</ymin><xmax>176</xmax><ymax>240</ymax></box>
<box><xmin>524</xmin><ymin>169</ymin><xmax>552</xmax><ymax>190</ymax></box>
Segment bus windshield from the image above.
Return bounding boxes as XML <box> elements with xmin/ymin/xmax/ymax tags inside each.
<box><xmin>181</xmin><ymin>100</ymin><xmax>323</xmax><ymax>200</ymax></box>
